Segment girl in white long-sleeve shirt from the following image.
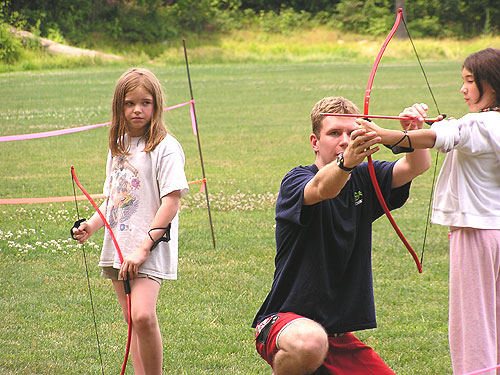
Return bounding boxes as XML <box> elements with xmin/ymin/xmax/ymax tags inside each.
<box><xmin>357</xmin><ymin>48</ymin><xmax>500</xmax><ymax>374</ymax></box>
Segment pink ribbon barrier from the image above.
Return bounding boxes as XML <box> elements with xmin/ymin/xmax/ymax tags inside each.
<box><xmin>164</xmin><ymin>99</ymin><xmax>193</xmax><ymax>112</ymax></box>
<box><xmin>0</xmin><ymin>178</ymin><xmax>206</xmax><ymax>205</ymax></box>
<box><xmin>0</xmin><ymin>194</ymin><xmax>106</xmax><ymax>205</ymax></box>
<box><xmin>0</xmin><ymin>122</ymin><xmax>110</xmax><ymax>142</ymax></box>
<box><xmin>0</xmin><ymin>99</ymin><xmax>202</xmax><ymax>205</ymax></box>
<box><xmin>462</xmin><ymin>364</ymin><xmax>500</xmax><ymax>375</ymax></box>
<box><xmin>0</xmin><ymin>100</ymin><xmax>195</xmax><ymax>143</ymax></box>
<box><xmin>190</xmin><ymin>101</ymin><xmax>197</xmax><ymax>136</ymax></box>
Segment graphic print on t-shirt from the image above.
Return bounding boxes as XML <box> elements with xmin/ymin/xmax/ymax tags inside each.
<box><xmin>108</xmin><ymin>156</ymin><xmax>140</xmax><ymax>230</ymax></box>
<box><xmin>354</xmin><ymin>190</ymin><xmax>363</xmax><ymax>206</ymax></box>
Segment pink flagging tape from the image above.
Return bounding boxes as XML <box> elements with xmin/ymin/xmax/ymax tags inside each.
<box><xmin>0</xmin><ymin>193</ymin><xmax>106</xmax><ymax>204</ymax></box>
<box><xmin>0</xmin><ymin>178</ymin><xmax>206</xmax><ymax>205</ymax></box>
<box><xmin>0</xmin><ymin>122</ymin><xmax>110</xmax><ymax>142</ymax></box>
<box><xmin>190</xmin><ymin>101</ymin><xmax>197</xmax><ymax>136</ymax></box>
<box><xmin>0</xmin><ymin>100</ymin><xmax>195</xmax><ymax>143</ymax></box>
<box><xmin>462</xmin><ymin>363</ymin><xmax>500</xmax><ymax>375</ymax></box>
<box><xmin>166</xmin><ymin>100</ymin><xmax>194</xmax><ymax>112</ymax></box>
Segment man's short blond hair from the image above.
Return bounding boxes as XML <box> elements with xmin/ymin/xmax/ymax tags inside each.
<box><xmin>310</xmin><ymin>97</ymin><xmax>360</xmax><ymax>138</ymax></box>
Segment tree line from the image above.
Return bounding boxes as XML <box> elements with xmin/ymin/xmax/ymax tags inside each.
<box><xmin>1</xmin><ymin>0</ymin><xmax>498</xmax><ymax>48</ymax></box>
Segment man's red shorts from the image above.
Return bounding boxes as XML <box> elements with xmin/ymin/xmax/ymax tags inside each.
<box><xmin>254</xmin><ymin>312</ymin><xmax>395</xmax><ymax>375</ymax></box>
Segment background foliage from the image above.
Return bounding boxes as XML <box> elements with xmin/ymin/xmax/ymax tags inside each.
<box><xmin>1</xmin><ymin>0</ymin><xmax>499</xmax><ymax>69</ymax></box>
<box><xmin>1</xmin><ymin>0</ymin><xmax>499</xmax><ymax>48</ymax></box>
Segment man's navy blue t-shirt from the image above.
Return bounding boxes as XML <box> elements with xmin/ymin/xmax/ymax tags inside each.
<box><xmin>252</xmin><ymin>161</ymin><xmax>411</xmax><ymax>334</ymax></box>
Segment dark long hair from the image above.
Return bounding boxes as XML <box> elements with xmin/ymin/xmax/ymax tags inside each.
<box><xmin>463</xmin><ymin>48</ymin><xmax>500</xmax><ymax>107</ymax></box>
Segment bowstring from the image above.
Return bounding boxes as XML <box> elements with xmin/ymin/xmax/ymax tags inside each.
<box><xmin>401</xmin><ymin>15</ymin><xmax>441</xmax><ymax>268</ymax></box>
<box><xmin>71</xmin><ymin>175</ymin><xmax>105</xmax><ymax>375</ymax></box>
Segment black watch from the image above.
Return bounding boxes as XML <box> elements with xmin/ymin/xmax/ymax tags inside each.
<box><xmin>336</xmin><ymin>153</ymin><xmax>355</xmax><ymax>172</ymax></box>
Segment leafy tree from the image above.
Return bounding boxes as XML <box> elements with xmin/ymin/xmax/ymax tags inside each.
<box><xmin>239</xmin><ymin>0</ymin><xmax>338</xmax><ymax>13</ymax></box>
<box><xmin>0</xmin><ymin>2</ymin><xmax>21</xmax><ymax>62</ymax></box>
<box><xmin>1</xmin><ymin>0</ymin><xmax>498</xmax><ymax>48</ymax></box>
<box><xmin>405</xmin><ymin>0</ymin><xmax>499</xmax><ymax>37</ymax></box>
<box><xmin>335</xmin><ymin>0</ymin><xmax>393</xmax><ymax>36</ymax></box>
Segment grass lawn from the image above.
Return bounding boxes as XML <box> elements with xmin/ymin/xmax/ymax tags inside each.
<box><xmin>0</xmin><ymin>59</ymin><xmax>464</xmax><ymax>374</ymax></box>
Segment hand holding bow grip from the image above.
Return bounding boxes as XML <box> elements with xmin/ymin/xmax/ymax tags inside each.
<box><xmin>70</xmin><ymin>218</ymin><xmax>87</xmax><ymax>240</ymax></box>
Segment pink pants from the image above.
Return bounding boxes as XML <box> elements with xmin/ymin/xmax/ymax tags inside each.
<box><xmin>449</xmin><ymin>227</ymin><xmax>500</xmax><ymax>375</ymax></box>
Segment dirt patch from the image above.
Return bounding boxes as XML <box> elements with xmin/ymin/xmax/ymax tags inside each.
<box><xmin>10</xmin><ymin>28</ymin><xmax>122</xmax><ymax>61</ymax></box>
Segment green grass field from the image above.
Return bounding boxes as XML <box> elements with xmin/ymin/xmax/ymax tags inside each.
<box><xmin>0</xmin><ymin>59</ymin><xmax>465</xmax><ymax>374</ymax></box>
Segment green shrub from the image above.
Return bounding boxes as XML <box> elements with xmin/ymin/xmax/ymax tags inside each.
<box><xmin>335</xmin><ymin>0</ymin><xmax>393</xmax><ymax>36</ymax></box>
<box><xmin>0</xmin><ymin>23</ymin><xmax>21</xmax><ymax>63</ymax></box>
<box><xmin>256</xmin><ymin>7</ymin><xmax>313</xmax><ymax>34</ymax></box>
<box><xmin>115</xmin><ymin>5</ymin><xmax>164</xmax><ymax>43</ymax></box>
<box><xmin>45</xmin><ymin>24</ymin><xmax>66</xmax><ymax>44</ymax></box>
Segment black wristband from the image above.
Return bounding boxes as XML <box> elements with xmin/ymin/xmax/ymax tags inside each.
<box><xmin>148</xmin><ymin>223</ymin><xmax>171</xmax><ymax>251</ymax></box>
<box><xmin>384</xmin><ymin>130</ymin><xmax>414</xmax><ymax>154</ymax></box>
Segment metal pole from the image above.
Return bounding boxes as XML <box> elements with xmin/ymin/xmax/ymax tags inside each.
<box><xmin>183</xmin><ymin>39</ymin><xmax>216</xmax><ymax>249</ymax></box>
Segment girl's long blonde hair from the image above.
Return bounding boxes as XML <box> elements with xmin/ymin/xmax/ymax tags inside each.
<box><xmin>109</xmin><ymin>68</ymin><xmax>167</xmax><ymax>156</ymax></box>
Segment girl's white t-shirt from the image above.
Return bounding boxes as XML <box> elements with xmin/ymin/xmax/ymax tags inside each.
<box><xmin>99</xmin><ymin>134</ymin><xmax>189</xmax><ymax>279</ymax></box>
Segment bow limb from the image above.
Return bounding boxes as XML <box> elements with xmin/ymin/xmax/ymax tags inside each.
<box><xmin>70</xmin><ymin>165</ymin><xmax>132</xmax><ymax>374</ymax></box>
<box><xmin>363</xmin><ymin>8</ymin><xmax>423</xmax><ymax>273</ymax></box>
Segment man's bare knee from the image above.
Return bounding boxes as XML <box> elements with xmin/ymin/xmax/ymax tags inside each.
<box><xmin>274</xmin><ymin>319</ymin><xmax>328</xmax><ymax>374</ymax></box>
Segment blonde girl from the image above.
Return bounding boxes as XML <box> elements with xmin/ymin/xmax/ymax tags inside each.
<box><xmin>73</xmin><ymin>68</ymin><xmax>189</xmax><ymax>375</ymax></box>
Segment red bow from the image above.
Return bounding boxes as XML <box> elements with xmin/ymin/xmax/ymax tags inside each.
<box><xmin>363</xmin><ymin>8</ymin><xmax>423</xmax><ymax>273</ymax></box>
<box><xmin>71</xmin><ymin>165</ymin><xmax>133</xmax><ymax>374</ymax></box>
